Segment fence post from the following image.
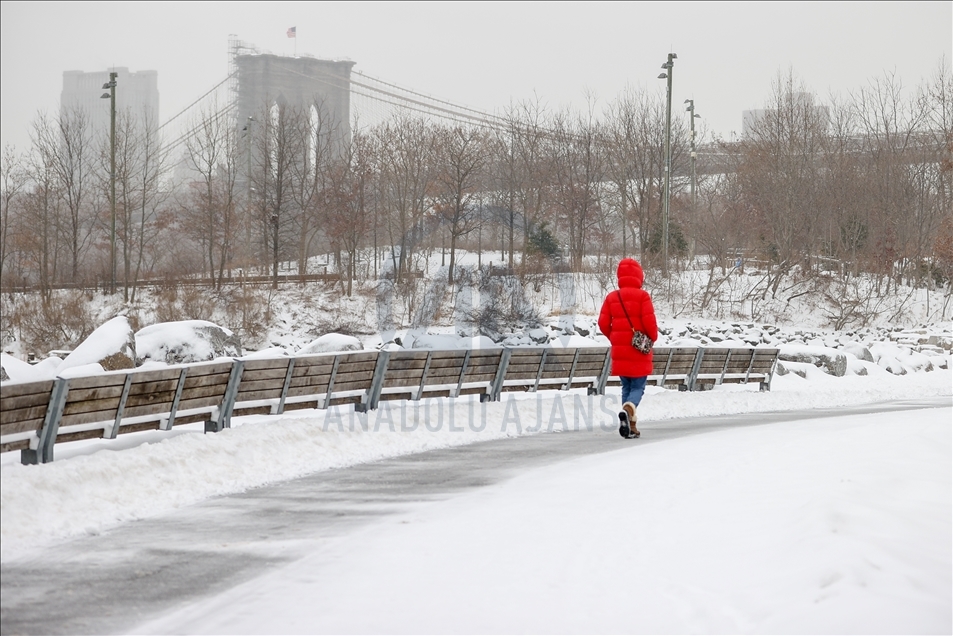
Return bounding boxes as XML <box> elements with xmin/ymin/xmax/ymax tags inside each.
<box><xmin>532</xmin><ymin>349</ymin><xmax>549</xmax><ymax>392</ymax></box>
<box><xmin>744</xmin><ymin>348</ymin><xmax>757</xmax><ymax>384</ymax></box>
<box><xmin>488</xmin><ymin>348</ymin><xmax>511</xmax><ymax>402</ymax></box>
<box><xmin>21</xmin><ymin>377</ymin><xmax>69</xmax><ymax>465</ymax></box>
<box><xmin>718</xmin><ymin>350</ymin><xmax>733</xmax><ymax>386</ymax></box>
<box><xmin>660</xmin><ymin>348</ymin><xmax>675</xmax><ymax>386</ymax></box>
<box><xmin>358</xmin><ymin>350</ymin><xmax>389</xmax><ymax>412</ymax></box>
<box><xmin>453</xmin><ymin>350</ymin><xmax>471</xmax><ymax>398</ymax></box>
<box><xmin>107</xmin><ymin>373</ymin><xmax>133</xmax><ymax>439</ymax></box>
<box><xmin>321</xmin><ymin>355</ymin><xmax>342</xmax><ymax>409</ymax></box>
<box><xmin>276</xmin><ymin>357</ymin><xmax>295</xmax><ymax>414</ymax></box>
<box><xmin>161</xmin><ymin>367</ymin><xmax>189</xmax><ymax>431</ymax></box>
<box><xmin>206</xmin><ymin>360</ymin><xmax>244</xmax><ymax>433</ymax></box>
<box><xmin>562</xmin><ymin>348</ymin><xmax>581</xmax><ymax>391</ymax></box>
<box><xmin>592</xmin><ymin>348</ymin><xmax>611</xmax><ymax>395</ymax></box>
<box><xmin>415</xmin><ymin>350</ymin><xmax>433</xmax><ymax>401</ymax></box>
<box><xmin>762</xmin><ymin>350</ymin><xmax>779</xmax><ymax>391</ymax></box>
<box><xmin>687</xmin><ymin>348</ymin><xmax>706</xmax><ymax>391</ymax></box>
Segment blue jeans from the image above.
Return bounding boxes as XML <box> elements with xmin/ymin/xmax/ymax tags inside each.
<box><xmin>620</xmin><ymin>376</ymin><xmax>647</xmax><ymax>408</ymax></box>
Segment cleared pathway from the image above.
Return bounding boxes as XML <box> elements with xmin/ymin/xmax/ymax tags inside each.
<box><xmin>1</xmin><ymin>397</ymin><xmax>948</xmax><ymax>635</ymax></box>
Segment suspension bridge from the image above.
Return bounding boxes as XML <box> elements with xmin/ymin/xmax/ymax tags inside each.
<box><xmin>156</xmin><ymin>36</ymin><xmax>516</xmax><ymax>166</ymax></box>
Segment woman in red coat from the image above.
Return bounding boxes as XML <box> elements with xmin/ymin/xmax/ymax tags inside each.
<box><xmin>598</xmin><ymin>258</ymin><xmax>659</xmax><ymax>439</ymax></box>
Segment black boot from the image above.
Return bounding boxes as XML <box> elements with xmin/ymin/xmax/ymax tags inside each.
<box><xmin>618</xmin><ymin>411</ymin><xmax>630</xmax><ymax>438</ymax></box>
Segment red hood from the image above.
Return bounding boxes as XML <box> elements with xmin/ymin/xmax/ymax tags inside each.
<box><xmin>617</xmin><ymin>258</ymin><xmax>644</xmax><ymax>289</ymax></box>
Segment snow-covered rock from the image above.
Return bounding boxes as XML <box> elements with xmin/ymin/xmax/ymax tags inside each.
<box><xmin>298</xmin><ymin>333</ymin><xmax>363</xmax><ymax>355</ymax></box>
<box><xmin>0</xmin><ymin>353</ymin><xmax>42</xmax><ymax>384</ymax></box>
<box><xmin>136</xmin><ymin>320</ymin><xmax>242</xmax><ymax>365</ymax></box>
<box><xmin>548</xmin><ymin>334</ymin><xmax>602</xmax><ymax>348</ymax></box>
<box><xmin>405</xmin><ymin>333</ymin><xmax>465</xmax><ymax>350</ymax></box>
<box><xmin>778</xmin><ymin>345</ymin><xmax>848</xmax><ymax>377</ymax></box>
<box><xmin>243</xmin><ymin>347</ymin><xmax>291</xmax><ymax>359</ymax></box>
<box><xmin>528</xmin><ymin>328</ymin><xmax>550</xmax><ymax>344</ymax></box>
<box><xmin>839</xmin><ymin>341</ymin><xmax>874</xmax><ymax>363</ymax></box>
<box><xmin>58</xmin><ymin>316</ymin><xmax>136</xmax><ymax>374</ymax></box>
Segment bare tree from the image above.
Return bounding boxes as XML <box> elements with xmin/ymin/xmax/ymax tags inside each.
<box><xmin>127</xmin><ymin>114</ymin><xmax>170</xmax><ymax>298</ymax></box>
<box><xmin>506</xmin><ymin>98</ymin><xmax>552</xmax><ymax>266</ymax></box>
<box><xmin>100</xmin><ymin>106</ymin><xmax>169</xmax><ymax>300</ymax></box>
<box><xmin>604</xmin><ymin>89</ymin><xmax>669</xmax><ymax>263</ymax></box>
<box><xmin>290</xmin><ymin>99</ymin><xmax>339</xmax><ymax>277</ymax></box>
<box><xmin>432</xmin><ymin>124</ymin><xmax>491</xmax><ymax>284</ymax></box>
<box><xmin>182</xmin><ymin>102</ymin><xmax>240</xmax><ymax>289</ymax></box>
<box><xmin>26</xmin><ymin>114</ymin><xmax>64</xmax><ymax>297</ymax></box>
<box><xmin>47</xmin><ymin>106</ymin><xmax>97</xmax><ymax>283</ymax></box>
<box><xmin>251</xmin><ymin>101</ymin><xmax>306</xmax><ymax>287</ymax></box>
<box><xmin>325</xmin><ymin>130</ymin><xmax>374</xmax><ymax>296</ymax></box>
<box><xmin>736</xmin><ymin>69</ymin><xmax>829</xmax><ymax>298</ymax></box>
<box><xmin>374</xmin><ymin>113</ymin><xmax>436</xmax><ymax>282</ymax></box>
<box><xmin>549</xmin><ymin>103</ymin><xmax>606</xmax><ymax>271</ymax></box>
<box><xmin>851</xmin><ymin>70</ymin><xmax>928</xmax><ymax>289</ymax></box>
<box><xmin>0</xmin><ymin>145</ymin><xmax>28</xmax><ymax>287</ymax></box>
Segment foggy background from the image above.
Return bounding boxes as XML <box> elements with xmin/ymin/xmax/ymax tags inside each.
<box><xmin>2</xmin><ymin>1</ymin><xmax>950</xmax><ymax>151</ymax></box>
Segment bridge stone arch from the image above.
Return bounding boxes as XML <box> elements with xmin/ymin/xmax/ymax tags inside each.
<box><xmin>235</xmin><ymin>54</ymin><xmax>355</xmax><ymax>156</ymax></box>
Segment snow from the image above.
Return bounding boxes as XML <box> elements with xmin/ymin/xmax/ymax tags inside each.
<box><xmin>132</xmin><ymin>408</ymin><xmax>951</xmax><ymax>635</ymax></box>
<box><xmin>1</xmin><ymin>355</ymin><xmax>951</xmax><ymax>631</ymax></box>
<box><xmin>135</xmin><ymin>318</ymin><xmax>238</xmax><ymax>364</ymax></box>
<box><xmin>297</xmin><ymin>332</ymin><xmax>363</xmax><ymax>354</ymax></box>
<box><xmin>56</xmin><ymin>315</ymin><xmax>132</xmax><ymax>374</ymax></box>
<box><xmin>1</xmin><ymin>253</ymin><xmax>951</xmax><ymax>632</ymax></box>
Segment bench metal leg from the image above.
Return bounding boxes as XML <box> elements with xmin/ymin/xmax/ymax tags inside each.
<box><xmin>21</xmin><ymin>377</ymin><xmax>69</xmax><ymax>465</ymax></box>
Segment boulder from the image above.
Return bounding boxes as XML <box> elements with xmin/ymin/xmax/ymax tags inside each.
<box><xmin>528</xmin><ymin>327</ymin><xmax>550</xmax><ymax>344</ymax></box>
<box><xmin>778</xmin><ymin>345</ymin><xmax>848</xmax><ymax>377</ymax></box>
<box><xmin>839</xmin><ymin>342</ymin><xmax>873</xmax><ymax>363</ymax></box>
<box><xmin>59</xmin><ymin>316</ymin><xmax>136</xmax><ymax>374</ymax></box>
<box><xmin>1</xmin><ymin>353</ymin><xmax>55</xmax><ymax>383</ymax></box>
<box><xmin>136</xmin><ymin>320</ymin><xmax>242</xmax><ymax>365</ymax></box>
<box><xmin>775</xmin><ymin>360</ymin><xmax>815</xmax><ymax>379</ymax></box>
<box><xmin>298</xmin><ymin>333</ymin><xmax>363</xmax><ymax>354</ymax></box>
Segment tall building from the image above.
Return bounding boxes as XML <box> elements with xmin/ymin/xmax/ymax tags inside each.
<box><xmin>741</xmin><ymin>92</ymin><xmax>829</xmax><ymax>139</ymax></box>
<box><xmin>61</xmin><ymin>67</ymin><xmax>159</xmax><ymax>137</ymax></box>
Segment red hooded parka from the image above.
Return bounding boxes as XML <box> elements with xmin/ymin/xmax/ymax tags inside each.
<box><xmin>598</xmin><ymin>258</ymin><xmax>659</xmax><ymax>378</ymax></box>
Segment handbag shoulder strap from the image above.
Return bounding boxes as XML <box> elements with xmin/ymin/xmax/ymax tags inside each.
<box><xmin>616</xmin><ymin>290</ymin><xmax>635</xmax><ymax>331</ymax></box>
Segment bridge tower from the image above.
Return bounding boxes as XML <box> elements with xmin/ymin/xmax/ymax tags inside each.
<box><xmin>234</xmin><ymin>53</ymin><xmax>356</xmax><ymax>157</ymax></box>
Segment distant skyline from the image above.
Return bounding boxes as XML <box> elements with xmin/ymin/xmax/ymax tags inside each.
<box><xmin>1</xmin><ymin>1</ymin><xmax>950</xmax><ymax>154</ymax></box>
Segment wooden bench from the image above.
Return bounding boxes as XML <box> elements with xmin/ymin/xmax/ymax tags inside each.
<box><xmin>498</xmin><ymin>347</ymin><xmax>546</xmax><ymax>394</ymax></box>
<box><xmin>0</xmin><ymin>360</ymin><xmax>242</xmax><ymax>464</ymax></box>
<box><xmin>0</xmin><ymin>379</ymin><xmax>57</xmax><ymax>459</ymax></box>
<box><xmin>0</xmin><ymin>345</ymin><xmax>780</xmax><ymax>464</ymax></box>
<box><xmin>690</xmin><ymin>347</ymin><xmax>779</xmax><ymax>391</ymax></box>
<box><xmin>604</xmin><ymin>346</ymin><xmax>780</xmax><ymax>392</ymax></box>
<box><xmin>650</xmin><ymin>347</ymin><xmax>704</xmax><ymax>390</ymax></box>
<box><xmin>605</xmin><ymin>346</ymin><xmax>698</xmax><ymax>392</ymax></box>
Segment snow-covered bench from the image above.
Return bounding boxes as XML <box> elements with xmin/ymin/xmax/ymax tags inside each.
<box><xmin>0</xmin><ymin>345</ymin><xmax>780</xmax><ymax>464</ymax></box>
<box><xmin>689</xmin><ymin>347</ymin><xmax>780</xmax><ymax>391</ymax></box>
<box><xmin>0</xmin><ymin>360</ymin><xmax>242</xmax><ymax>464</ymax></box>
<box><xmin>602</xmin><ymin>346</ymin><xmax>780</xmax><ymax>392</ymax></box>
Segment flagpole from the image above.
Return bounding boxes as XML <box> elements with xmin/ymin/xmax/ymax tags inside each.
<box><xmin>287</xmin><ymin>26</ymin><xmax>297</xmax><ymax>56</ymax></box>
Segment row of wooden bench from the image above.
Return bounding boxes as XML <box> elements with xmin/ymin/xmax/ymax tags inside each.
<box><xmin>0</xmin><ymin>345</ymin><xmax>780</xmax><ymax>464</ymax></box>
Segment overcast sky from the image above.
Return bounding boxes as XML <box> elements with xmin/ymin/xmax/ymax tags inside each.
<box><xmin>1</xmin><ymin>1</ymin><xmax>950</xmax><ymax>154</ymax></box>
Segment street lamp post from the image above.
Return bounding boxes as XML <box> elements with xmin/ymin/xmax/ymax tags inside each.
<box><xmin>684</xmin><ymin>99</ymin><xmax>700</xmax><ymax>209</ymax></box>
<box><xmin>100</xmin><ymin>72</ymin><xmax>117</xmax><ymax>294</ymax></box>
<box><xmin>685</xmin><ymin>99</ymin><xmax>700</xmax><ymax>259</ymax></box>
<box><xmin>658</xmin><ymin>53</ymin><xmax>676</xmax><ymax>277</ymax></box>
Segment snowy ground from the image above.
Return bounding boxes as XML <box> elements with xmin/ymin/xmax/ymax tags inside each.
<box><xmin>130</xmin><ymin>404</ymin><xmax>952</xmax><ymax>635</ymax></box>
<box><xmin>1</xmin><ymin>249</ymin><xmax>951</xmax><ymax>632</ymax></box>
<box><xmin>2</xmin><ymin>353</ymin><xmax>951</xmax><ymax>632</ymax></box>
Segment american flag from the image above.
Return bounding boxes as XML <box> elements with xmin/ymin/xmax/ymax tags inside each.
<box><xmin>287</xmin><ymin>26</ymin><xmax>296</xmax><ymax>38</ymax></box>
